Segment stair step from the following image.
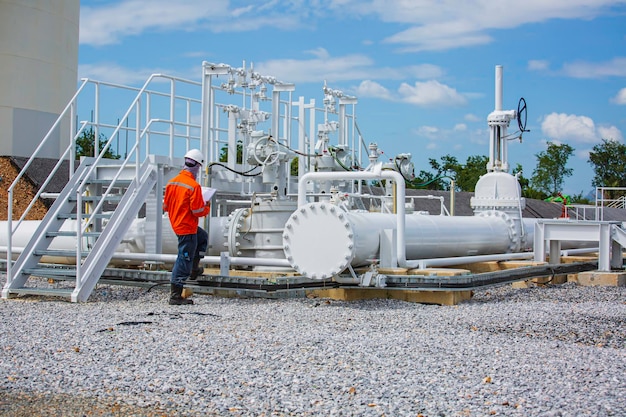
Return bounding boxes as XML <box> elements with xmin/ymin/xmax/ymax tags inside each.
<box><xmin>57</xmin><ymin>213</ymin><xmax>112</xmax><ymax>220</ymax></box>
<box><xmin>6</xmin><ymin>287</ymin><xmax>74</xmax><ymax>297</ymax></box>
<box><xmin>23</xmin><ymin>267</ymin><xmax>77</xmax><ymax>278</ymax></box>
<box><xmin>86</xmin><ymin>179</ymin><xmax>132</xmax><ymax>186</ymax></box>
<box><xmin>34</xmin><ymin>249</ymin><xmax>90</xmax><ymax>257</ymax></box>
<box><xmin>68</xmin><ymin>195</ymin><xmax>123</xmax><ymax>202</ymax></box>
<box><xmin>46</xmin><ymin>231</ymin><xmax>101</xmax><ymax>238</ymax></box>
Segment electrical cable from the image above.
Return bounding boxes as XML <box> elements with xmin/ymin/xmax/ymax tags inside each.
<box><xmin>208</xmin><ymin>162</ymin><xmax>262</xmax><ymax>177</ymax></box>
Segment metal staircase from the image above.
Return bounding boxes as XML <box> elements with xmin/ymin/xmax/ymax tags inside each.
<box><xmin>2</xmin><ymin>72</ymin><xmax>206</xmax><ymax>302</ymax></box>
<box><xmin>2</xmin><ymin>157</ymin><xmax>160</xmax><ymax>302</ymax></box>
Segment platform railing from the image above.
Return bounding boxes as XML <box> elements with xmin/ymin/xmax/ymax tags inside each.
<box><xmin>6</xmin><ymin>74</ymin><xmax>203</xmax><ymax>279</ymax></box>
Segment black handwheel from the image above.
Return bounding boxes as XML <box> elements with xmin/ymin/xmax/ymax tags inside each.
<box><xmin>517</xmin><ymin>97</ymin><xmax>528</xmax><ymax>133</ymax></box>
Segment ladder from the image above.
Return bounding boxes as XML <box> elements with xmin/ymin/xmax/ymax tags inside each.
<box><xmin>2</xmin><ymin>157</ymin><xmax>160</xmax><ymax>302</ymax></box>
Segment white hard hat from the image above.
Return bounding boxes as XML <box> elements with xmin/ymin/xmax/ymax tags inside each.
<box><xmin>184</xmin><ymin>149</ymin><xmax>204</xmax><ymax>165</ymax></box>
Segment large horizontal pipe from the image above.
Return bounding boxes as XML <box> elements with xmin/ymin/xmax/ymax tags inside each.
<box><xmin>0</xmin><ymin>246</ymin><xmax>291</xmax><ymax>269</ymax></box>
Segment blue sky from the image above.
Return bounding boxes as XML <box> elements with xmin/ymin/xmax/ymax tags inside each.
<box><xmin>78</xmin><ymin>0</ymin><xmax>626</xmax><ymax>197</ymax></box>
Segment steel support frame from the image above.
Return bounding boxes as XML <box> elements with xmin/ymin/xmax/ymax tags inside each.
<box><xmin>533</xmin><ymin>220</ymin><xmax>621</xmax><ymax>271</ymax></box>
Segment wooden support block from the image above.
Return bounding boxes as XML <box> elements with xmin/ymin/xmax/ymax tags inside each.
<box><xmin>377</xmin><ymin>267</ymin><xmax>409</xmax><ymax>275</ymax></box>
<box><xmin>453</xmin><ymin>261</ymin><xmax>501</xmax><ymax>273</ymax></box>
<box><xmin>499</xmin><ymin>260</ymin><xmax>546</xmax><ymax>269</ymax></box>
<box><xmin>576</xmin><ymin>271</ymin><xmax>626</xmax><ymax>287</ymax></box>
<box><xmin>202</xmin><ymin>268</ymin><xmax>300</xmax><ymax>278</ymax></box>
<box><xmin>560</xmin><ymin>255</ymin><xmax>599</xmax><ymax>264</ymax></box>
<box><xmin>407</xmin><ymin>268</ymin><xmax>470</xmax><ymax>276</ymax></box>
<box><xmin>308</xmin><ymin>288</ymin><xmax>472</xmax><ymax>305</ymax></box>
<box><xmin>392</xmin><ymin>290</ymin><xmax>472</xmax><ymax>305</ymax></box>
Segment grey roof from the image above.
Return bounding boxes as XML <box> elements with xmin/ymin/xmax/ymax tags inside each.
<box><xmin>10</xmin><ymin>156</ymin><xmax>71</xmax><ymax>194</ymax></box>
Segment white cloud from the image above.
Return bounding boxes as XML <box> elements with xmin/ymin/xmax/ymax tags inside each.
<box><xmin>354</xmin><ymin>78</ymin><xmax>467</xmax><ymax>107</ymax></box>
<box><xmin>80</xmin><ymin>0</ymin><xmax>227</xmax><ymax>45</ymax></box>
<box><xmin>464</xmin><ymin>113</ymin><xmax>480</xmax><ymax>122</ymax></box>
<box><xmin>454</xmin><ymin>123</ymin><xmax>467</xmax><ymax>131</ymax></box>
<box><xmin>398</xmin><ymin>80</ymin><xmax>467</xmax><ymax>107</ymax></box>
<box><xmin>611</xmin><ymin>88</ymin><xmax>626</xmax><ymax>104</ymax></box>
<box><xmin>416</xmin><ymin>126</ymin><xmax>439</xmax><ymax>139</ymax></box>
<box><xmin>354</xmin><ymin>80</ymin><xmax>392</xmax><ymax>100</ymax></box>
<box><xmin>255</xmin><ymin>49</ymin><xmax>445</xmax><ymax>84</ymax></box>
<box><xmin>79</xmin><ymin>63</ymin><xmax>158</xmax><ymax>84</ymax></box>
<box><xmin>528</xmin><ymin>60</ymin><xmax>550</xmax><ymax>71</ymax></box>
<box><xmin>597</xmin><ymin>125</ymin><xmax>624</xmax><ymax>142</ymax></box>
<box><xmin>541</xmin><ymin>112</ymin><xmax>624</xmax><ymax>145</ymax></box>
<box><xmin>561</xmin><ymin>57</ymin><xmax>626</xmax><ymax>78</ymax></box>
<box><xmin>358</xmin><ymin>0</ymin><xmax>625</xmax><ymax>52</ymax></box>
<box><xmin>79</xmin><ymin>0</ymin><xmax>305</xmax><ymax>46</ymax></box>
<box><xmin>80</xmin><ymin>0</ymin><xmax>626</xmax><ymax>54</ymax></box>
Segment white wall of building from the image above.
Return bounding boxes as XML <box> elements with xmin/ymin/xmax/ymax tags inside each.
<box><xmin>0</xmin><ymin>0</ymin><xmax>79</xmax><ymax>158</ymax></box>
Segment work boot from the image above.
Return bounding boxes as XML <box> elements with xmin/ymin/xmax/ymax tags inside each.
<box><xmin>190</xmin><ymin>258</ymin><xmax>204</xmax><ymax>280</ymax></box>
<box><xmin>169</xmin><ymin>284</ymin><xmax>193</xmax><ymax>305</ymax></box>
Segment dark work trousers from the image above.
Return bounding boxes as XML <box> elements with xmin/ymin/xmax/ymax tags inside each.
<box><xmin>171</xmin><ymin>226</ymin><xmax>208</xmax><ymax>286</ymax></box>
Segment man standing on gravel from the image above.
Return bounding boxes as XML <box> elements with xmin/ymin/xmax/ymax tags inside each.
<box><xmin>163</xmin><ymin>149</ymin><xmax>210</xmax><ymax>305</ymax></box>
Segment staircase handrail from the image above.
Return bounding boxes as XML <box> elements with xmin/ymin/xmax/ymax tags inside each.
<box><xmin>74</xmin><ymin>73</ymin><xmax>202</xmax><ymax>271</ymax></box>
<box><xmin>6</xmin><ymin>79</ymin><xmax>92</xmax><ymax>278</ymax></box>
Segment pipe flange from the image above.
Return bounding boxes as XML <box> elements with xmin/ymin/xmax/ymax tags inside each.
<box><xmin>283</xmin><ymin>202</ymin><xmax>355</xmax><ymax>279</ymax></box>
<box><xmin>478</xmin><ymin>210</ymin><xmax>519</xmax><ymax>252</ymax></box>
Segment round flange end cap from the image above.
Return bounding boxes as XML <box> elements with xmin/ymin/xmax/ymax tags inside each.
<box><xmin>283</xmin><ymin>202</ymin><xmax>355</xmax><ymax>279</ymax></box>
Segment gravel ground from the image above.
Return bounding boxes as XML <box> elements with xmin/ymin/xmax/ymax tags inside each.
<box><xmin>0</xmin><ymin>276</ymin><xmax>624</xmax><ymax>417</ymax></box>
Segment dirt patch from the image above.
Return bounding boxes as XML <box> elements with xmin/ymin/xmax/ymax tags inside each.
<box><xmin>0</xmin><ymin>156</ymin><xmax>48</xmax><ymax>220</ymax></box>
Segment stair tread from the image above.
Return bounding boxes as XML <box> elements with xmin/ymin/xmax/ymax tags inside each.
<box><xmin>57</xmin><ymin>213</ymin><xmax>112</xmax><ymax>219</ymax></box>
<box><xmin>86</xmin><ymin>179</ymin><xmax>132</xmax><ymax>185</ymax></box>
<box><xmin>46</xmin><ymin>231</ymin><xmax>101</xmax><ymax>237</ymax></box>
<box><xmin>23</xmin><ymin>267</ymin><xmax>77</xmax><ymax>277</ymax></box>
<box><xmin>7</xmin><ymin>287</ymin><xmax>74</xmax><ymax>296</ymax></box>
<box><xmin>68</xmin><ymin>196</ymin><xmax>123</xmax><ymax>202</ymax></box>
<box><xmin>34</xmin><ymin>249</ymin><xmax>90</xmax><ymax>257</ymax></box>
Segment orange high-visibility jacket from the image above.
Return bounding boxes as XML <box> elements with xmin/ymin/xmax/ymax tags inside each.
<box><xmin>163</xmin><ymin>170</ymin><xmax>210</xmax><ymax>235</ymax></box>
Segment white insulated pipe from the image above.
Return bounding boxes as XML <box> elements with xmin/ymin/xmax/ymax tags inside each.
<box><xmin>0</xmin><ymin>217</ymin><xmax>289</xmax><ymax>269</ymax></box>
<box><xmin>291</xmin><ymin>167</ymin><xmax>534</xmax><ymax>278</ymax></box>
<box><xmin>297</xmin><ymin>166</ymin><xmax>408</xmax><ymax>268</ymax></box>
<box><xmin>283</xmin><ymin>201</ymin><xmax>524</xmax><ymax>279</ymax></box>
<box><xmin>495</xmin><ymin>65</ymin><xmax>503</xmax><ymax>111</ymax></box>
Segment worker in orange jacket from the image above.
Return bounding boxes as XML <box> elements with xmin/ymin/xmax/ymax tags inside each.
<box><xmin>163</xmin><ymin>149</ymin><xmax>210</xmax><ymax>305</ymax></box>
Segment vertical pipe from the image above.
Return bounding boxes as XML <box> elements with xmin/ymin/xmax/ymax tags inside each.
<box><xmin>201</xmin><ymin>66</ymin><xmax>210</xmax><ymax>162</ymax></box>
<box><xmin>6</xmin><ymin>191</ymin><xmax>12</xmax><ymax>282</ymax></box>
<box><xmin>338</xmin><ymin>101</ymin><xmax>345</xmax><ymax>146</ymax></box>
<box><xmin>94</xmin><ymin>82</ymin><xmax>100</xmax><ymax>156</ymax></box>
<box><xmin>146</xmin><ymin>92</ymin><xmax>151</xmax><ymax>156</ymax></box>
<box><xmin>170</xmin><ymin>78</ymin><xmax>176</xmax><ymax>156</ymax></box>
<box><xmin>297</xmin><ymin>96</ymin><xmax>306</xmax><ymax>177</ymax></box>
<box><xmin>70</xmin><ymin>100</ymin><xmax>76</xmax><ymax>174</ymax></box>
<box><xmin>450</xmin><ymin>180</ymin><xmax>455</xmax><ymax>216</ymax></box>
<box><xmin>495</xmin><ymin>65</ymin><xmax>503</xmax><ymax>111</ymax></box>
<box><xmin>227</xmin><ymin>111</ymin><xmax>237</xmax><ymax>168</ymax></box>
<box><xmin>135</xmin><ymin>99</ymin><xmax>141</xmax><ymax>180</ymax></box>
<box><xmin>75</xmin><ymin>187</ymin><xmax>82</xmax><ymax>286</ymax></box>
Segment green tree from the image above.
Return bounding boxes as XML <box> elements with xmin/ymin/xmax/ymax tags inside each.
<box><xmin>413</xmin><ymin>155</ymin><xmax>457</xmax><ymax>190</ymax></box>
<box><xmin>588</xmin><ymin>138</ymin><xmax>626</xmax><ymax>192</ymax></box>
<box><xmin>413</xmin><ymin>154</ymin><xmax>489</xmax><ymax>192</ymax></box>
<box><xmin>530</xmin><ymin>142</ymin><xmax>574</xmax><ymax>196</ymax></box>
<box><xmin>219</xmin><ymin>141</ymin><xmax>243</xmax><ymax>164</ymax></box>
<box><xmin>513</xmin><ymin>163</ymin><xmax>547</xmax><ymax>200</ymax></box>
<box><xmin>76</xmin><ymin>128</ymin><xmax>120</xmax><ymax>159</ymax></box>
<box><xmin>455</xmin><ymin>155</ymin><xmax>488</xmax><ymax>192</ymax></box>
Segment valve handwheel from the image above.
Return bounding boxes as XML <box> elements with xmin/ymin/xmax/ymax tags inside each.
<box><xmin>517</xmin><ymin>97</ymin><xmax>528</xmax><ymax>133</ymax></box>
